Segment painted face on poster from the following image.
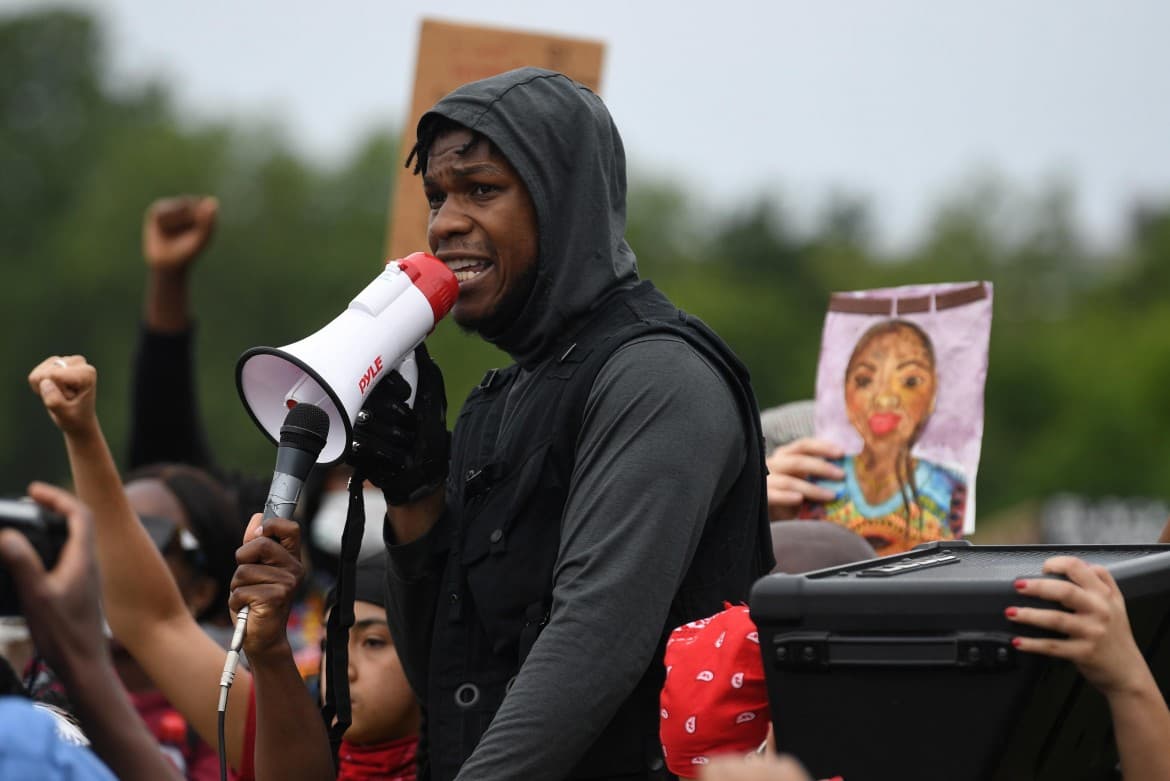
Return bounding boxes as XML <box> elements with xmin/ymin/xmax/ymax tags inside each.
<box><xmin>800</xmin><ymin>282</ymin><xmax>992</xmax><ymax>556</ymax></box>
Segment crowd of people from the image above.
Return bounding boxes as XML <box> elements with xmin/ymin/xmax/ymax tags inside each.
<box><xmin>2</xmin><ymin>66</ymin><xmax>1169</xmax><ymax>781</ymax></box>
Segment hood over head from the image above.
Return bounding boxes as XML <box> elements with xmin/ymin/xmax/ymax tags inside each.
<box><xmin>413</xmin><ymin>67</ymin><xmax>639</xmax><ymax>366</ymax></box>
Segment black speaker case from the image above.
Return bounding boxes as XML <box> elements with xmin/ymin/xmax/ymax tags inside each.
<box><xmin>749</xmin><ymin>540</ymin><xmax>1170</xmax><ymax>781</ymax></box>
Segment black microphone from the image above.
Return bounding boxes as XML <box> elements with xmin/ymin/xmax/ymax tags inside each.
<box><xmin>219</xmin><ymin>402</ymin><xmax>329</xmax><ymax>710</ymax></box>
<box><xmin>261</xmin><ymin>403</ymin><xmax>331</xmax><ymax>523</ymax></box>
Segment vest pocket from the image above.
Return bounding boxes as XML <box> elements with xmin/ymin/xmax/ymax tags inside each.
<box><xmin>459</xmin><ymin>438</ymin><xmax>555</xmax><ymax>567</ymax></box>
<box><xmin>459</xmin><ymin>439</ymin><xmax>564</xmax><ymax>658</ymax></box>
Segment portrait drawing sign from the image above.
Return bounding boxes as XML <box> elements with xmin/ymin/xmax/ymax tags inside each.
<box><xmin>799</xmin><ymin>282</ymin><xmax>993</xmax><ymax>556</ymax></box>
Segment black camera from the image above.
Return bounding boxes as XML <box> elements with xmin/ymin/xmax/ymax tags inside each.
<box><xmin>0</xmin><ymin>498</ymin><xmax>68</xmax><ymax>616</ymax></box>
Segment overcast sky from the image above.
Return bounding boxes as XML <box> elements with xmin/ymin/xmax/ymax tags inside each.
<box><xmin>6</xmin><ymin>0</ymin><xmax>1170</xmax><ymax>248</ymax></box>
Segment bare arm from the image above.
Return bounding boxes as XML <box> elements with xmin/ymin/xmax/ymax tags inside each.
<box><xmin>129</xmin><ymin>196</ymin><xmax>219</xmax><ymax>469</ymax></box>
<box><xmin>0</xmin><ymin>483</ymin><xmax>182</xmax><ymax>781</ymax></box>
<box><xmin>28</xmin><ymin>355</ymin><xmax>251</xmax><ymax>768</ymax></box>
<box><xmin>141</xmin><ymin>195</ymin><xmax>217</xmax><ymax>333</ymax></box>
<box><xmin>699</xmin><ymin>754</ymin><xmax>813</xmax><ymax>781</ymax></box>
<box><xmin>1105</xmin><ymin>674</ymin><xmax>1170</xmax><ymax>781</ymax></box>
<box><xmin>1010</xmin><ymin>556</ymin><xmax>1170</xmax><ymax>781</ymax></box>
<box><xmin>231</xmin><ymin>515</ymin><xmax>334</xmax><ymax>781</ymax></box>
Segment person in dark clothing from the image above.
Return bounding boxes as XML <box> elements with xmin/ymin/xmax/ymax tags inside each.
<box><xmin>309</xmin><ymin>67</ymin><xmax>772</xmax><ymax>780</ymax></box>
<box><xmin>239</xmin><ymin>553</ymin><xmax>421</xmax><ymax>781</ymax></box>
<box><xmin>128</xmin><ymin>196</ymin><xmax>275</xmax><ymax>534</ymax></box>
<box><xmin>129</xmin><ymin>195</ymin><xmax>387</xmax><ymax>574</ymax></box>
<box><xmin>129</xmin><ymin>196</ymin><xmax>219</xmax><ymax>471</ymax></box>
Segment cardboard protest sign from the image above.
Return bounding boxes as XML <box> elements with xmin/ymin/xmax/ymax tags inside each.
<box><xmin>799</xmin><ymin>282</ymin><xmax>993</xmax><ymax>555</ymax></box>
<box><xmin>386</xmin><ymin>19</ymin><xmax>605</xmax><ymax>260</ymax></box>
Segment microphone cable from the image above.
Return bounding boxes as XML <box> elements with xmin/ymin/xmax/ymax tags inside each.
<box><xmin>216</xmin><ymin>402</ymin><xmax>329</xmax><ymax>781</ymax></box>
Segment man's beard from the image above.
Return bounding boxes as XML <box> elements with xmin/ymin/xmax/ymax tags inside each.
<box><xmin>458</xmin><ymin>262</ymin><xmax>539</xmax><ymax>339</ymax></box>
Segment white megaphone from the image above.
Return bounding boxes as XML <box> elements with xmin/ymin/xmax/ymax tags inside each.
<box><xmin>236</xmin><ymin>252</ymin><xmax>458</xmax><ymax>465</ymax></box>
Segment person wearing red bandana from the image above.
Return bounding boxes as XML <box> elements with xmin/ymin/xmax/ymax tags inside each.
<box><xmin>239</xmin><ymin>554</ymin><xmax>419</xmax><ymax>781</ymax></box>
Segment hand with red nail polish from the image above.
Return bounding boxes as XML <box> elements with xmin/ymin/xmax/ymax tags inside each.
<box><xmin>1005</xmin><ymin>556</ymin><xmax>1140</xmax><ymax>694</ymax></box>
<box><xmin>1004</xmin><ymin>555</ymin><xmax>1170</xmax><ymax>781</ymax></box>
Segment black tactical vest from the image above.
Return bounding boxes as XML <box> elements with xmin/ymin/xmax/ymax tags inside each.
<box><xmin>425</xmin><ymin>281</ymin><xmax>773</xmax><ymax>780</ymax></box>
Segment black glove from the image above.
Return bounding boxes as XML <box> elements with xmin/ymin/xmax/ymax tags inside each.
<box><xmin>347</xmin><ymin>345</ymin><xmax>450</xmax><ymax>506</ymax></box>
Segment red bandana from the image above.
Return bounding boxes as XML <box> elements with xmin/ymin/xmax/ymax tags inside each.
<box><xmin>659</xmin><ymin>604</ymin><xmax>770</xmax><ymax>777</ymax></box>
<box><xmin>336</xmin><ymin>735</ymin><xmax>418</xmax><ymax>781</ymax></box>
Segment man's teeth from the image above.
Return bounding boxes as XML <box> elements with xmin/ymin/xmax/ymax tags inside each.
<box><xmin>447</xmin><ymin>261</ymin><xmax>488</xmax><ymax>282</ymax></box>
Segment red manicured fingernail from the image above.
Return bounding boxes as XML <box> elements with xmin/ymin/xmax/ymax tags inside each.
<box><xmin>1014</xmin><ymin>579</ymin><xmax>1027</xmax><ymax>590</ymax></box>
<box><xmin>1004</xmin><ymin>607</ymin><xmax>1018</xmax><ymax>618</ymax></box>
<box><xmin>1011</xmin><ymin>637</ymin><xmax>1022</xmax><ymax>648</ymax></box>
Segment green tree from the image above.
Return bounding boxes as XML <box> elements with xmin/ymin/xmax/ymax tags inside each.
<box><xmin>5</xmin><ymin>7</ymin><xmax>1170</xmax><ymax>535</ymax></box>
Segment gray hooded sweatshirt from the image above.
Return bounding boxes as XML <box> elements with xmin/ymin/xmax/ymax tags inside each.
<box><xmin>387</xmin><ymin>68</ymin><xmax>749</xmax><ymax>780</ymax></box>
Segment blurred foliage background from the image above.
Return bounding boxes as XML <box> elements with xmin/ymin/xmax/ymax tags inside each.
<box><xmin>4</xmin><ymin>10</ymin><xmax>1169</xmax><ymax>538</ymax></box>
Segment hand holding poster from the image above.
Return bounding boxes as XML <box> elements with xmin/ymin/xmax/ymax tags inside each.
<box><xmin>798</xmin><ymin>282</ymin><xmax>992</xmax><ymax>555</ymax></box>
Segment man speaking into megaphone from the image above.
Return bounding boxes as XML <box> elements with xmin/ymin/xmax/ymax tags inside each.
<box><xmin>251</xmin><ymin>68</ymin><xmax>775</xmax><ymax>781</ymax></box>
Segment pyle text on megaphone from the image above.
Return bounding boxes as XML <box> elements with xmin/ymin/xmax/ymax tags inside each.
<box><xmin>236</xmin><ymin>252</ymin><xmax>458</xmax><ymax>465</ymax></box>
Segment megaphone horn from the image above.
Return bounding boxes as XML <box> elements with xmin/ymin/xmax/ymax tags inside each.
<box><xmin>236</xmin><ymin>252</ymin><xmax>458</xmax><ymax>465</ymax></box>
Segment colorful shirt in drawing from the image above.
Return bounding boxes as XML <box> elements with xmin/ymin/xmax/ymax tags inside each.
<box><xmin>799</xmin><ymin>456</ymin><xmax>966</xmax><ymax>555</ymax></box>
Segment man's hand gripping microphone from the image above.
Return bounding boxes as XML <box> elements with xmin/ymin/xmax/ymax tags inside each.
<box><xmin>348</xmin><ymin>344</ymin><xmax>449</xmax><ymax>506</ymax></box>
